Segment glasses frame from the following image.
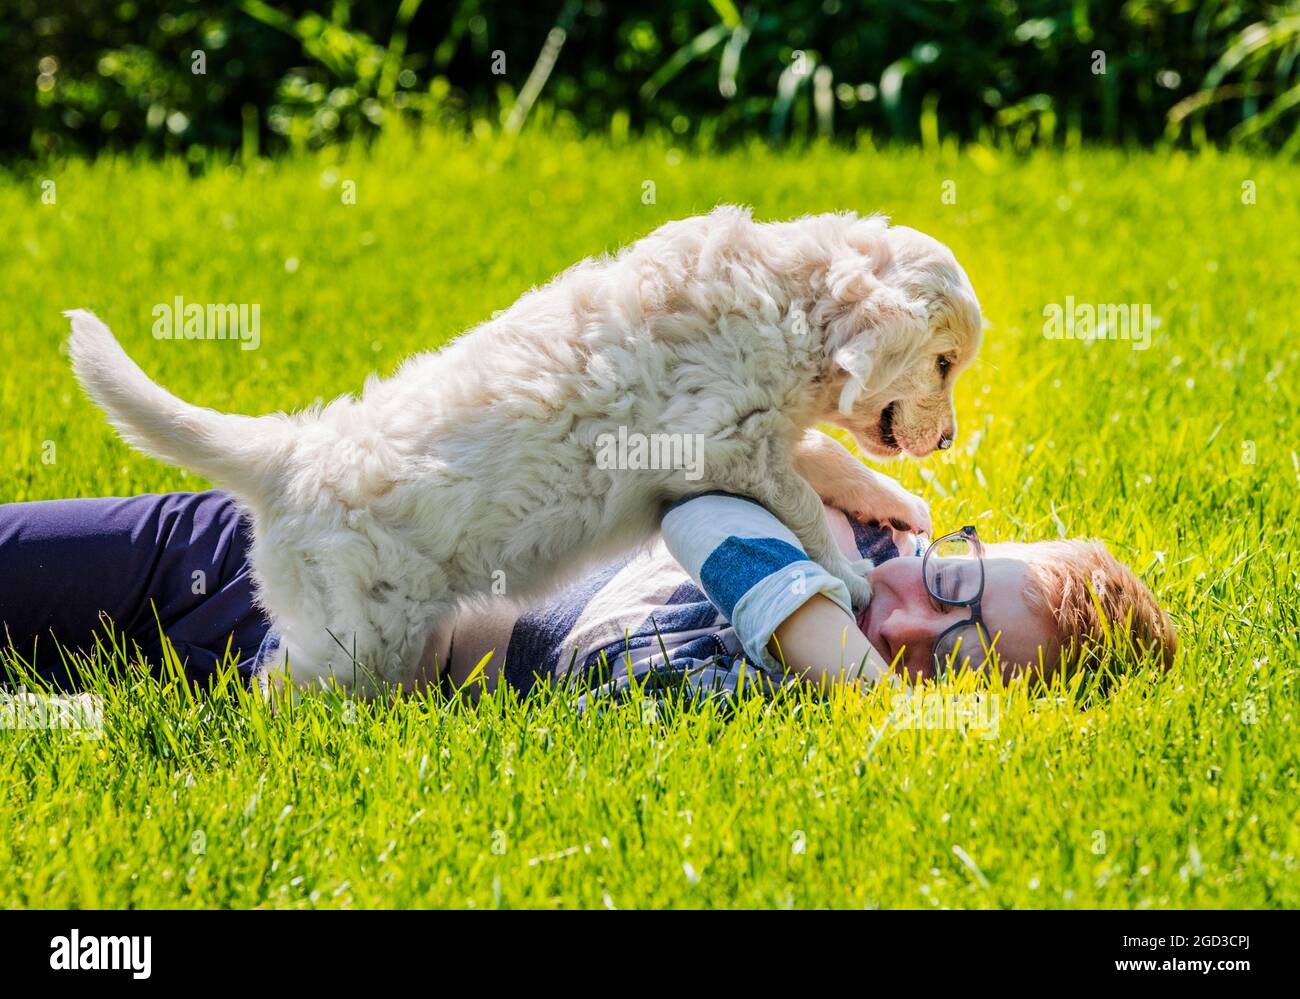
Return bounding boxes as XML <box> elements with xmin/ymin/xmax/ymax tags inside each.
<box><xmin>922</xmin><ymin>525</ymin><xmax>992</xmax><ymax>677</ymax></box>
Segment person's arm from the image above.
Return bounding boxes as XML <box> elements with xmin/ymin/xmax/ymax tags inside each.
<box><xmin>768</xmin><ymin>593</ymin><xmax>889</xmax><ymax>690</ymax></box>
<box><xmin>661</xmin><ymin>492</ymin><xmax>889</xmax><ymax>691</ymax></box>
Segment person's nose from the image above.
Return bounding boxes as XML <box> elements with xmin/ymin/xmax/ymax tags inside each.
<box><xmin>884</xmin><ymin>615</ymin><xmax>933</xmax><ymax>656</ymax></box>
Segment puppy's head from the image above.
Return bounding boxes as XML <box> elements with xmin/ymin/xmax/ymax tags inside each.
<box><xmin>814</xmin><ymin>218</ymin><xmax>982</xmax><ymax>459</ymax></box>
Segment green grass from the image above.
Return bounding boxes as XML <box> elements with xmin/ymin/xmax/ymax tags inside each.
<box><xmin>0</xmin><ymin>130</ymin><xmax>1297</xmax><ymax>908</ymax></box>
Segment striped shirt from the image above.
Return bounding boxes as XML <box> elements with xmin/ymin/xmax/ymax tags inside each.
<box><xmin>425</xmin><ymin>492</ymin><xmax>921</xmax><ymax>704</ymax></box>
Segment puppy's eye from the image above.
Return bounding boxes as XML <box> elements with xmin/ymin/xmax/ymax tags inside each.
<box><xmin>937</xmin><ymin>355</ymin><xmax>953</xmax><ymax>377</ymax></box>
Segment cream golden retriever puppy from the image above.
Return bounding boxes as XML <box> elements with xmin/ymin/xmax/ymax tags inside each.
<box><xmin>67</xmin><ymin>206</ymin><xmax>981</xmax><ymax>693</ymax></box>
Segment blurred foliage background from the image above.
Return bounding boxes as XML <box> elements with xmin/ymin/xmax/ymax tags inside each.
<box><xmin>3</xmin><ymin>0</ymin><xmax>1300</xmax><ymax>162</ymax></box>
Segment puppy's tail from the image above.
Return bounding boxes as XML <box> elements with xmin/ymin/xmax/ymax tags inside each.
<box><xmin>66</xmin><ymin>309</ymin><xmax>290</xmax><ymax>498</ymax></box>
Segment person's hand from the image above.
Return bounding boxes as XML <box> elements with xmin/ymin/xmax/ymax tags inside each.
<box><xmin>845</xmin><ymin>511</ymin><xmax>927</xmax><ymax>558</ymax></box>
<box><xmin>894</xmin><ymin>527</ymin><xmax>928</xmax><ymax>557</ymax></box>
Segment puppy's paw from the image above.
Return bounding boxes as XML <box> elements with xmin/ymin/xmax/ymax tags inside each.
<box><xmin>852</xmin><ymin>480</ymin><xmax>932</xmax><ymax>538</ymax></box>
<box><xmin>839</xmin><ymin>564</ymin><xmax>874</xmax><ymax>612</ymax></box>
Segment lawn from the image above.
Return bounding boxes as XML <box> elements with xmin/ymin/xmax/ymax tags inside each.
<box><xmin>0</xmin><ymin>129</ymin><xmax>1296</xmax><ymax>908</ymax></box>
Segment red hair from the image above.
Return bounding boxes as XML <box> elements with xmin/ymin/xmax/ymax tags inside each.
<box><xmin>1006</xmin><ymin>539</ymin><xmax>1176</xmax><ymax>674</ymax></box>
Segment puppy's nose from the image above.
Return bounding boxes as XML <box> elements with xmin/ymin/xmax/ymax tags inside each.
<box><xmin>937</xmin><ymin>432</ymin><xmax>954</xmax><ymax>450</ymax></box>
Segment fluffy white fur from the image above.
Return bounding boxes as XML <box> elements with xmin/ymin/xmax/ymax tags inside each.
<box><xmin>67</xmin><ymin>206</ymin><xmax>982</xmax><ymax>694</ymax></box>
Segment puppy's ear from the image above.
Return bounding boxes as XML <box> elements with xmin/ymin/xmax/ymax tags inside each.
<box><xmin>827</xmin><ymin>214</ymin><xmax>893</xmax><ymax>303</ymax></box>
<box><xmin>826</xmin><ymin>256</ymin><xmax>881</xmax><ymax>305</ymax></box>
<box><xmin>827</xmin><ymin>282</ymin><xmax>926</xmax><ymax>416</ymax></box>
<box><xmin>833</xmin><ymin>336</ymin><xmax>874</xmax><ymax>415</ymax></box>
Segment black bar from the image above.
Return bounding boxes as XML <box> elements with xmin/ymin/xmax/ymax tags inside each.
<box><xmin>0</xmin><ymin>908</ymin><xmax>1289</xmax><ymax>986</ymax></box>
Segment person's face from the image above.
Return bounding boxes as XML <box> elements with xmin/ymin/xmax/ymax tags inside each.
<box><xmin>857</xmin><ymin>548</ymin><xmax>1060</xmax><ymax>682</ymax></box>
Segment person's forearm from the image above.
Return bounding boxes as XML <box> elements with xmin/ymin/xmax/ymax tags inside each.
<box><xmin>767</xmin><ymin>594</ymin><xmax>890</xmax><ymax>691</ymax></box>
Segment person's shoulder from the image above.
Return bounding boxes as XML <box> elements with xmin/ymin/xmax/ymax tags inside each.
<box><xmin>663</xmin><ymin>491</ymin><xmax>772</xmax><ymax>519</ymax></box>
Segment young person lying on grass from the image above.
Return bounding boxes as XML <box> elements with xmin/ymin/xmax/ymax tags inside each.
<box><xmin>0</xmin><ymin>489</ymin><xmax>1175</xmax><ymax>700</ymax></box>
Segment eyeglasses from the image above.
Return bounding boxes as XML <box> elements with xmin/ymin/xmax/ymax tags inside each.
<box><xmin>922</xmin><ymin>525</ymin><xmax>994</xmax><ymax>677</ymax></box>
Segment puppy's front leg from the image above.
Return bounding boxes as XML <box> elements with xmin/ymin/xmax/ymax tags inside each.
<box><xmin>792</xmin><ymin>429</ymin><xmax>932</xmax><ymax>537</ymax></box>
<box><xmin>742</xmin><ymin>462</ymin><xmax>875</xmax><ymax>611</ymax></box>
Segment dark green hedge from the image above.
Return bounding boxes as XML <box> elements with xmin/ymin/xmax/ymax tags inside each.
<box><xmin>4</xmin><ymin>0</ymin><xmax>1298</xmax><ymax>160</ymax></box>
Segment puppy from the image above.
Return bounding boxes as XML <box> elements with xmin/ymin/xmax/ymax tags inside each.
<box><xmin>68</xmin><ymin>207</ymin><xmax>981</xmax><ymax>693</ymax></box>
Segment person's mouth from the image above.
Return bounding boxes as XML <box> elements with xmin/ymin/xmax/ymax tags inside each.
<box><xmin>857</xmin><ymin>593</ymin><xmax>893</xmax><ymax>665</ymax></box>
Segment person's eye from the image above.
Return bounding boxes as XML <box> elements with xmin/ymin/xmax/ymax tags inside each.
<box><xmin>925</xmin><ymin>571</ymin><xmax>940</xmax><ymax>611</ymax></box>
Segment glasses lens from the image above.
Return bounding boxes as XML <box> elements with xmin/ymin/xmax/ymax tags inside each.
<box><xmin>934</xmin><ymin>623</ymin><xmax>991</xmax><ymax>676</ymax></box>
<box><xmin>924</xmin><ymin>535</ymin><xmax>983</xmax><ymax>604</ymax></box>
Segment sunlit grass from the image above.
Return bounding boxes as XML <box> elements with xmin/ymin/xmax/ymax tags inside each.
<box><xmin>0</xmin><ymin>130</ymin><xmax>1296</xmax><ymax>907</ymax></box>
